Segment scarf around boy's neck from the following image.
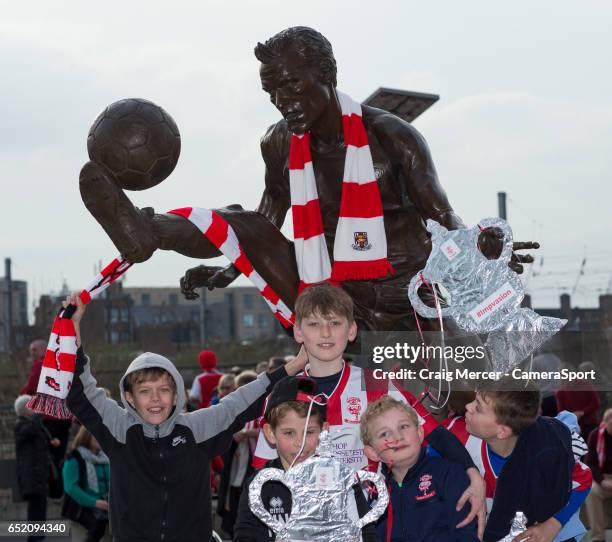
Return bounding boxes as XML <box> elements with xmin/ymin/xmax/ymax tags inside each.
<box><xmin>289</xmin><ymin>90</ymin><xmax>394</xmax><ymax>292</ymax></box>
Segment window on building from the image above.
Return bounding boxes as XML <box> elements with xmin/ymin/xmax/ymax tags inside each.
<box><xmin>169</xmin><ymin>293</ymin><xmax>178</xmax><ymax>306</ymax></box>
<box><xmin>110</xmin><ymin>308</ymin><xmax>119</xmax><ymax>323</ymax></box>
<box><xmin>243</xmin><ymin>313</ymin><xmax>254</xmax><ymax>328</ymax></box>
<box><xmin>257</xmin><ymin>313</ymin><xmax>267</xmax><ymax>328</ymax></box>
<box><xmin>243</xmin><ymin>294</ymin><xmax>253</xmax><ymax>309</ymax></box>
<box><xmin>142</xmin><ymin>293</ymin><xmax>151</xmax><ymax>306</ymax></box>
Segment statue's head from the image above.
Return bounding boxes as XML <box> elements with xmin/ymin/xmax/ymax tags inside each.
<box><xmin>255</xmin><ymin>27</ymin><xmax>337</xmax><ymax>135</ymax></box>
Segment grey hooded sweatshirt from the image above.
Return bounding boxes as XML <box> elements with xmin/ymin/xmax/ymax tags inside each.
<box><xmin>67</xmin><ymin>348</ymin><xmax>287</xmax><ymax>542</ymax></box>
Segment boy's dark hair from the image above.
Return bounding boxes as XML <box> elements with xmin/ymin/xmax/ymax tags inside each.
<box><xmin>264</xmin><ymin>376</ymin><xmax>326</xmax><ymax>428</ymax></box>
<box><xmin>123</xmin><ymin>367</ymin><xmax>176</xmax><ymax>393</ymax></box>
<box><xmin>266</xmin><ymin>401</ymin><xmax>325</xmax><ymax>430</ymax></box>
<box><xmin>254</xmin><ymin>26</ymin><xmax>337</xmax><ymax>87</ymax></box>
<box><xmin>478</xmin><ymin>378</ymin><xmax>540</xmax><ymax>435</ymax></box>
<box><xmin>295</xmin><ymin>283</ymin><xmax>354</xmax><ymax>324</ymax></box>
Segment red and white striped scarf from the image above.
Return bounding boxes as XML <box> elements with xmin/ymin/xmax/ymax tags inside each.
<box><xmin>27</xmin><ymin>257</ymin><xmax>132</xmax><ymax>418</ymax></box>
<box><xmin>28</xmin><ymin>209</ymin><xmax>293</xmax><ymax>419</ymax></box>
<box><xmin>289</xmin><ymin>90</ymin><xmax>393</xmax><ymax>291</ymax></box>
<box><xmin>169</xmin><ymin>207</ymin><xmax>294</xmax><ymax>327</ymax></box>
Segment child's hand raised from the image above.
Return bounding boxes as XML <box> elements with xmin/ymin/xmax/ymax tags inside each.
<box><xmin>62</xmin><ymin>293</ymin><xmax>86</xmax><ymax>346</ymax></box>
<box><xmin>61</xmin><ymin>293</ymin><xmax>87</xmax><ymax>324</ymax></box>
<box><xmin>284</xmin><ymin>346</ymin><xmax>308</xmax><ymax>376</ymax></box>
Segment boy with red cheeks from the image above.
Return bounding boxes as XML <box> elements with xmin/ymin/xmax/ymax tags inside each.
<box><xmin>362</xmin><ymin>396</ymin><xmax>478</xmax><ymax>542</ymax></box>
<box><xmin>253</xmin><ymin>283</ymin><xmax>487</xmax><ymax>536</ymax></box>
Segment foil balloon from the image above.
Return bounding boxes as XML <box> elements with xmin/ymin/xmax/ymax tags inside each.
<box><xmin>408</xmin><ymin>218</ymin><xmax>566</xmax><ymax>371</ymax></box>
<box><xmin>249</xmin><ymin>430</ymin><xmax>389</xmax><ymax>542</ymax></box>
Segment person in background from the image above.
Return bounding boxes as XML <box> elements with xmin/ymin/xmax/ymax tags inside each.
<box><xmin>218</xmin><ymin>370</ymin><xmax>260</xmax><ymax>537</ymax></box>
<box><xmin>267</xmin><ymin>357</ymin><xmax>286</xmax><ymax>372</ymax></box>
<box><xmin>189</xmin><ymin>350</ymin><xmax>223</xmax><ymax>409</ymax></box>
<box><xmin>556</xmin><ymin>361</ymin><xmax>601</xmax><ymax>441</ymax></box>
<box><xmin>20</xmin><ymin>340</ymin><xmax>47</xmax><ymax>396</ymax></box>
<box><xmin>585</xmin><ymin>408</ymin><xmax>612</xmax><ymax>542</ymax></box>
<box><xmin>14</xmin><ymin>395</ymin><xmax>60</xmax><ymax>542</ymax></box>
<box><xmin>532</xmin><ymin>351</ymin><xmax>563</xmax><ymax>417</ymax></box>
<box><xmin>255</xmin><ymin>361</ymin><xmax>269</xmax><ymax>375</ymax></box>
<box><xmin>21</xmin><ymin>339</ymin><xmax>72</xmax><ymax>490</ymax></box>
<box><xmin>62</xmin><ymin>425</ymin><xmax>110</xmax><ymax>542</ymax></box>
<box><xmin>211</xmin><ymin>374</ymin><xmax>236</xmax><ymax>406</ymax></box>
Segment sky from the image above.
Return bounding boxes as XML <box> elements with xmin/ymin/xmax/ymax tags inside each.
<box><xmin>1</xmin><ymin>0</ymin><xmax>611</xmax><ymax>322</ymax></box>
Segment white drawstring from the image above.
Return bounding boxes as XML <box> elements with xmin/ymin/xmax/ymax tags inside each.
<box><xmin>288</xmin><ymin>393</ymin><xmax>328</xmax><ymax>470</ymax></box>
<box><xmin>431</xmin><ymin>285</ymin><xmax>450</xmax><ymax>411</ymax></box>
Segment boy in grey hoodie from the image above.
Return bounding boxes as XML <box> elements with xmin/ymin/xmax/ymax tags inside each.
<box><xmin>64</xmin><ymin>294</ymin><xmax>306</xmax><ymax>542</ymax></box>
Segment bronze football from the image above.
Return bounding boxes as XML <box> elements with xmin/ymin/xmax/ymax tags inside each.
<box><xmin>87</xmin><ymin>98</ymin><xmax>181</xmax><ymax>191</ymax></box>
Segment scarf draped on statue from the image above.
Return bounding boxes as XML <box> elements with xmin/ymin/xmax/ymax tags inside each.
<box><xmin>27</xmin><ymin>208</ymin><xmax>293</xmax><ymax>419</ymax></box>
<box><xmin>289</xmin><ymin>90</ymin><xmax>394</xmax><ymax>291</ymax></box>
<box><xmin>29</xmin><ymin>91</ymin><xmax>389</xmax><ymax>418</ymax></box>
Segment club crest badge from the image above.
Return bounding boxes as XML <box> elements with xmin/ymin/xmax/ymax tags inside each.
<box><xmin>344</xmin><ymin>396</ymin><xmax>362</xmax><ymax>423</ymax></box>
<box><xmin>352</xmin><ymin>232</ymin><xmax>371</xmax><ymax>251</ymax></box>
<box><xmin>416</xmin><ymin>473</ymin><xmax>436</xmax><ymax>501</ymax></box>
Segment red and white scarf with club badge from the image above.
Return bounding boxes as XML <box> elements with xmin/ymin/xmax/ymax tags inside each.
<box><xmin>289</xmin><ymin>90</ymin><xmax>394</xmax><ymax>290</ymax></box>
<box><xmin>27</xmin><ymin>258</ymin><xmax>133</xmax><ymax>419</ymax></box>
<box><xmin>28</xmin><ymin>208</ymin><xmax>294</xmax><ymax>419</ymax></box>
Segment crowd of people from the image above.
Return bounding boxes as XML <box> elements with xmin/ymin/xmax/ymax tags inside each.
<box><xmin>12</xmin><ymin>282</ymin><xmax>610</xmax><ymax>542</ymax></box>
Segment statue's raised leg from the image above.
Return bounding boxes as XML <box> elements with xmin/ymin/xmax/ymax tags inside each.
<box><xmin>79</xmin><ymin>161</ymin><xmax>299</xmax><ymax>308</ymax></box>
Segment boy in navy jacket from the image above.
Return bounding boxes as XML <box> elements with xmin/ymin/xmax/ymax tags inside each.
<box><xmin>361</xmin><ymin>395</ymin><xmax>478</xmax><ymax>542</ymax></box>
